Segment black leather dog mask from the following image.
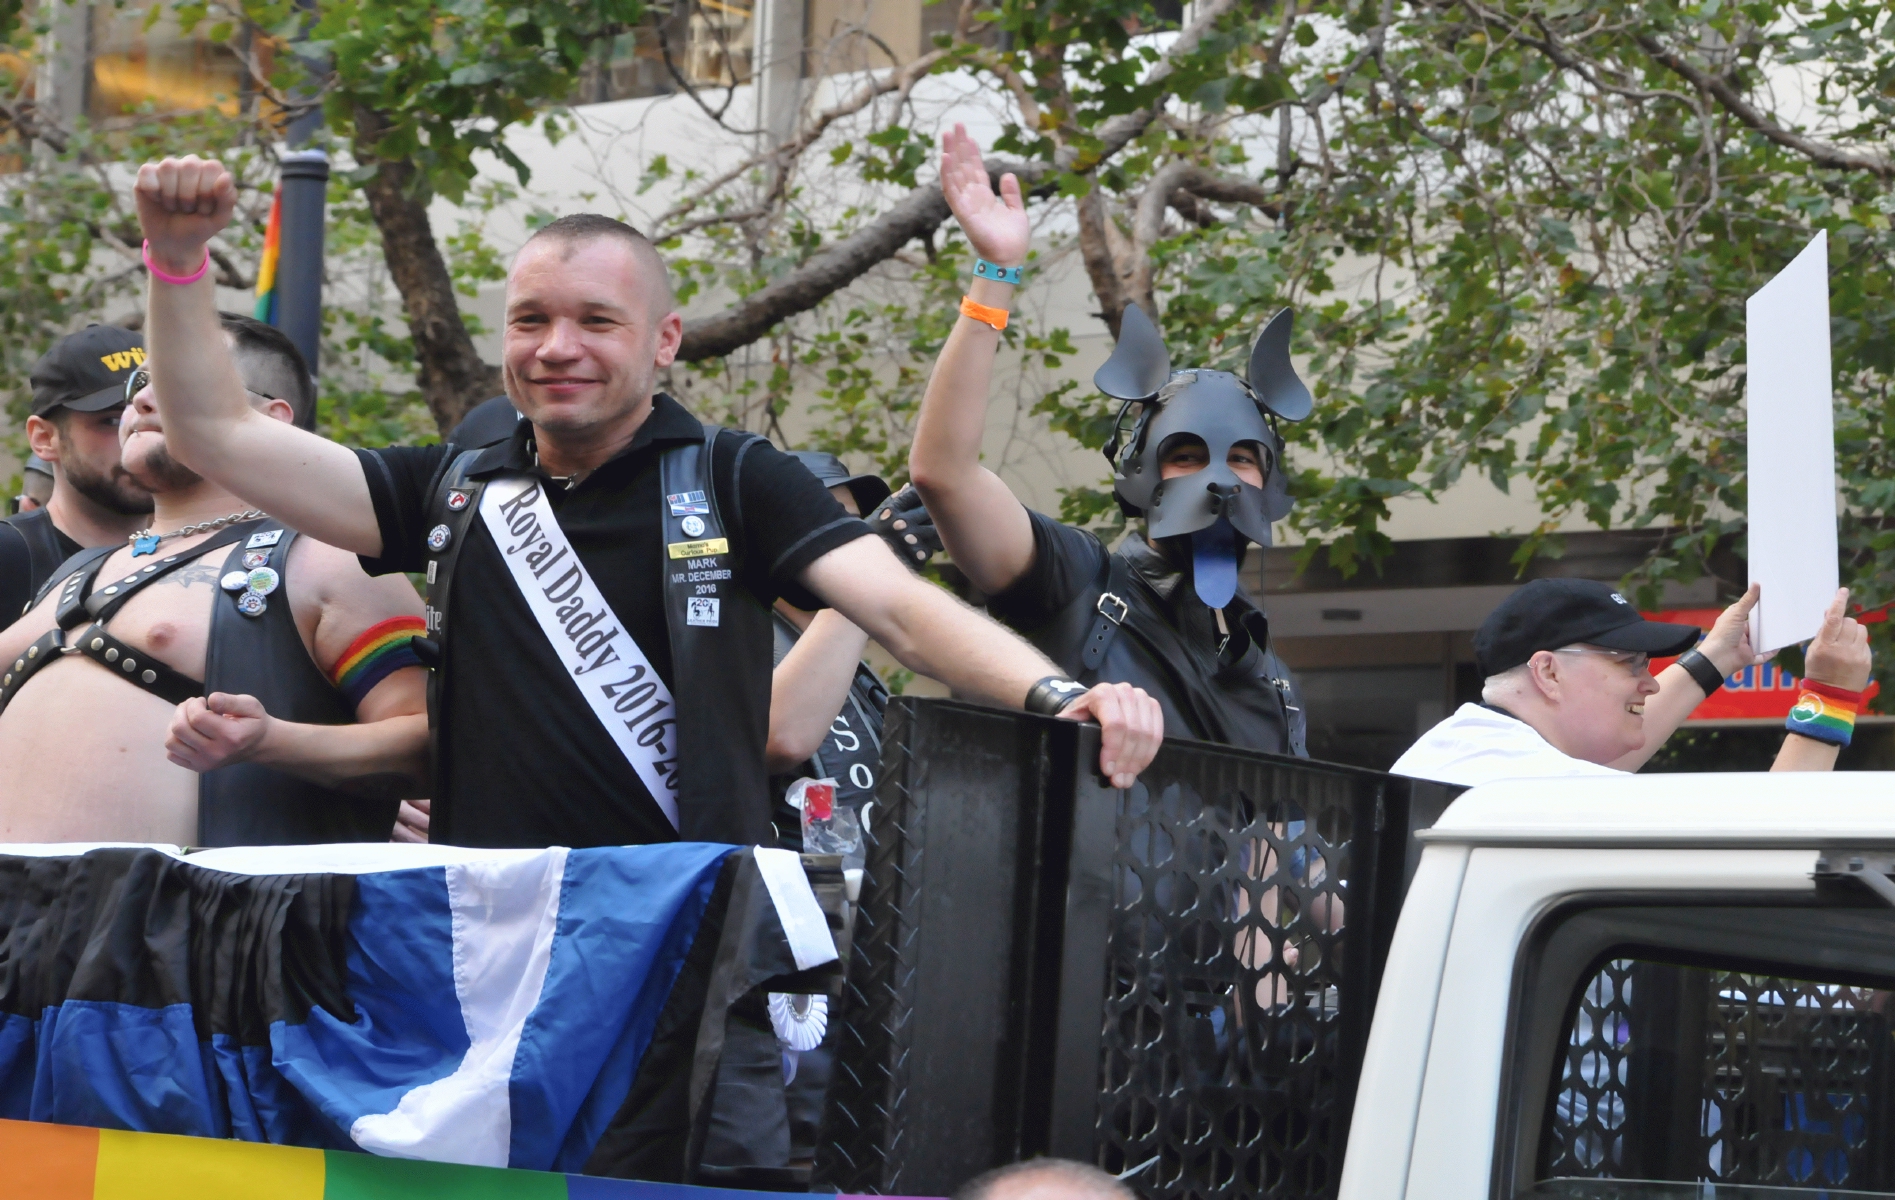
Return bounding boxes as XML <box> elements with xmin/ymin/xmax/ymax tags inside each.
<box><xmin>1100</xmin><ymin>304</ymin><xmax>1312</xmax><ymax>549</ymax></box>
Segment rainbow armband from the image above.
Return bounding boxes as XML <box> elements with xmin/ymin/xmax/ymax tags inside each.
<box><xmin>1786</xmin><ymin>679</ymin><xmax>1862</xmax><ymax>747</ymax></box>
<box><xmin>329</xmin><ymin>616</ymin><xmax>427</xmax><ymax>708</ymax></box>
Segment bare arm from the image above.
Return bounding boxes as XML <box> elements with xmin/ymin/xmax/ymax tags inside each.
<box><xmin>166</xmin><ymin>686</ymin><xmax>429</xmax><ymax>797</ymax></box>
<box><xmin>1770</xmin><ymin>588</ymin><xmax>1871</xmax><ymax>773</ymax></box>
<box><xmin>767</xmin><ymin>609</ymin><xmax>871</xmax><ymax>772</ymax></box>
<box><xmin>801</xmin><ymin>535</ymin><xmax>1163</xmax><ymax>788</ymax></box>
<box><xmin>1608</xmin><ymin>585</ymin><xmax>1767</xmax><ymax>772</ymax></box>
<box><xmin>166</xmin><ymin>537</ymin><xmax>430</xmax><ymax>792</ymax></box>
<box><xmin>134</xmin><ymin>156</ymin><xmax>384</xmax><ymax>556</ymax></box>
<box><xmin>907</xmin><ymin>125</ymin><xmax>1037</xmax><ymax>597</ymax></box>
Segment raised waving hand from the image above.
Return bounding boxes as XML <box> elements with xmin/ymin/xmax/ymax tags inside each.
<box><xmin>940</xmin><ymin>124</ymin><xmax>1029</xmax><ymax>269</ymax></box>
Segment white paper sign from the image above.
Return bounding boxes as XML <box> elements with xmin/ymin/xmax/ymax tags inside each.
<box><xmin>1746</xmin><ymin>230</ymin><xmax>1838</xmax><ymax>654</ymax></box>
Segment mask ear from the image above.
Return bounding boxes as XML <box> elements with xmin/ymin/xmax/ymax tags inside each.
<box><xmin>1094</xmin><ymin>303</ymin><xmax>1171</xmax><ymax>401</ymax></box>
<box><xmin>1247</xmin><ymin>307</ymin><xmax>1313</xmax><ymax>421</ymax></box>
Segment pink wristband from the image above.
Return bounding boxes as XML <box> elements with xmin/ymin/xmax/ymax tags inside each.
<box><xmin>142</xmin><ymin>239</ymin><xmax>211</xmax><ymax>286</ymax></box>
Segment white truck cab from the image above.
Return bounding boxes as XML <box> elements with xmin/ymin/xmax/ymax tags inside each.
<box><xmin>1343</xmin><ymin>772</ymin><xmax>1895</xmax><ymax>1200</ymax></box>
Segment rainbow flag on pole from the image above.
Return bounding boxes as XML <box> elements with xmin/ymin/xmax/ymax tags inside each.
<box><xmin>254</xmin><ymin>185</ymin><xmax>283</xmax><ymax>323</ymax></box>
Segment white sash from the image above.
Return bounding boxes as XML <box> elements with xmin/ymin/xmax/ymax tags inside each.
<box><xmin>480</xmin><ymin>475</ymin><xmax>680</xmax><ymax>829</ymax></box>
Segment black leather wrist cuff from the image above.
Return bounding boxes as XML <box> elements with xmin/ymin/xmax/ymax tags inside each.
<box><xmin>1025</xmin><ymin>675</ymin><xmax>1088</xmax><ymax>716</ymax></box>
<box><xmin>1676</xmin><ymin>648</ymin><xmax>1726</xmax><ymax>697</ymax></box>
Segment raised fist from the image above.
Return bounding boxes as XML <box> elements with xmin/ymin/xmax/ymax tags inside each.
<box><xmin>133</xmin><ymin>155</ymin><xmax>237</xmax><ymax>277</ymax></box>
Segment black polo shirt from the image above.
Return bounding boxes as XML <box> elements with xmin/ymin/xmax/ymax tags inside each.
<box><xmin>356</xmin><ymin>393</ymin><xmax>870</xmax><ymax>848</ymax></box>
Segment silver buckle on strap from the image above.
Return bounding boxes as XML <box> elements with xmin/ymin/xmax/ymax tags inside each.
<box><xmin>1096</xmin><ymin>592</ymin><xmax>1130</xmax><ymax>626</ymax></box>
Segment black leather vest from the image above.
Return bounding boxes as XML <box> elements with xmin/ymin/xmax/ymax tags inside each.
<box><xmin>3</xmin><ymin>508</ymin><xmax>75</xmax><ymax>616</ymax></box>
<box><xmin>28</xmin><ymin>524</ymin><xmax>395</xmax><ymax>845</ymax></box>
<box><xmin>1022</xmin><ymin>537</ymin><xmax>1309</xmax><ymax>756</ymax></box>
<box><xmin>422</xmin><ymin>425</ymin><xmax>777</xmax><ymax>846</ymax></box>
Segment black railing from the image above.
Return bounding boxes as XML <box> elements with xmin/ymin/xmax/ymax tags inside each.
<box><xmin>815</xmin><ymin>698</ymin><xmax>1457</xmax><ymax>1198</ymax></box>
<box><xmin>1548</xmin><ymin>960</ymin><xmax>1895</xmax><ymax>1190</ymax></box>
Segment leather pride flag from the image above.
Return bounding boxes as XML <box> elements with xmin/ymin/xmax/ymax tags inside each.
<box><xmin>0</xmin><ymin>842</ymin><xmax>835</xmax><ymax>1180</ymax></box>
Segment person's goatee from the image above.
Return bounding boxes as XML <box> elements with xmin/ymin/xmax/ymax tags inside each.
<box><xmin>127</xmin><ymin>444</ymin><xmax>202</xmax><ymax>494</ymax></box>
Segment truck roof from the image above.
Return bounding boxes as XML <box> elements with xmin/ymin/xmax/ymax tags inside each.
<box><xmin>1416</xmin><ymin>770</ymin><xmax>1895</xmax><ymax>847</ymax></box>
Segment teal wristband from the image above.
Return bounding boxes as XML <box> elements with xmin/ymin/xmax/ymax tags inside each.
<box><xmin>973</xmin><ymin>258</ymin><xmax>1023</xmax><ymax>286</ymax></box>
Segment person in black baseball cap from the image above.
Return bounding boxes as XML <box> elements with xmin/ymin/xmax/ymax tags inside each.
<box><xmin>0</xmin><ymin>326</ymin><xmax>154</xmax><ymax>623</ymax></box>
<box><xmin>1472</xmin><ymin>579</ymin><xmax>1705</xmax><ymax>676</ymax></box>
<box><xmin>1393</xmin><ymin>578</ymin><xmax>1873</xmax><ymax>786</ymax></box>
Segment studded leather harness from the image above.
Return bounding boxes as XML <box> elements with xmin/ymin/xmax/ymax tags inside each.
<box><xmin>0</xmin><ymin>523</ymin><xmax>262</xmax><ymax>714</ymax></box>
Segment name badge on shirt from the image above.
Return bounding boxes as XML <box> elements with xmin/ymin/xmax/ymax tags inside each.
<box><xmin>668</xmin><ymin>538</ymin><xmax>729</xmax><ymax>560</ymax></box>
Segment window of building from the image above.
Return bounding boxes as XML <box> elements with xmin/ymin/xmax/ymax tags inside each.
<box><xmin>88</xmin><ymin>5</ymin><xmax>256</xmax><ymax>121</ymax></box>
<box><xmin>575</xmin><ymin>0</ymin><xmax>755</xmax><ymax>105</ymax></box>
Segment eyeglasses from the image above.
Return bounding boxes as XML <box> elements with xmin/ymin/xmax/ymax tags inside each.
<box><xmin>126</xmin><ymin>363</ymin><xmax>277</xmax><ymax>404</ymax></box>
<box><xmin>1552</xmin><ymin>646</ymin><xmax>1651</xmax><ymax>675</ymax></box>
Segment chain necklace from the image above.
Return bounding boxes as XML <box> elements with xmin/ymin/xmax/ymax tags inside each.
<box><xmin>129</xmin><ymin>508</ymin><xmax>264</xmax><ymax>557</ymax></box>
<box><xmin>530</xmin><ymin>438</ymin><xmax>589</xmax><ymax>491</ymax></box>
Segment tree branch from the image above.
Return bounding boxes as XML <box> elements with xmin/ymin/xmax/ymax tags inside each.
<box><xmin>678</xmin><ymin>156</ymin><xmax>1048</xmax><ymax>360</ymax></box>
<box><xmin>1077</xmin><ymin>185</ymin><xmax>1132</xmax><ymax>338</ymax></box>
<box><xmin>1128</xmin><ymin>163</ymin><xmax>1286</xmax><ymax>317</ymax></box>
<box><xmin>1069</xmin><ymin>0</ymin><xmax>1244</xmax><ymax>169</ymax></box>
<box><xmin>1128</xmin><ymin>160</ymin><xmax>1195</xmax><ymax>317</ymax></box>
<box><xmin>355</xmin><ymin>107</ymin><xmax>503</xmax><ymax>431</ymax></box>
<box><xmin>654</xmin><ymin>47</ymin><xmax>950</xmax><ymax>237</ymax></box>
<box><xmin>1635</xmin><ymin>32</ymin><xmax>1893</xmax><ymax>178</ymax></box>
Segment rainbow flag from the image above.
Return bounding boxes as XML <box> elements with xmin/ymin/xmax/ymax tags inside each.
<box><xmin>254</xmin><ymin>185</ymin><xmax>283</xmax><ymax>323</ymax></box>
<box><xmin>0</xmin><ymin>1117</ymin><xmax>812</xmax><ymax>1199</ymax></box>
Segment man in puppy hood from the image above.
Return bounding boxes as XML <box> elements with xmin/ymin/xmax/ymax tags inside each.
<box><xmin>1105</xmin><ymin>303</ymin><xmax>1305</xmax><ymax>612</ymax></box>
<box><xmin>909</xmin><ymin>123</ymin><xmax>1309</xmax><ymax>754</ymax></box>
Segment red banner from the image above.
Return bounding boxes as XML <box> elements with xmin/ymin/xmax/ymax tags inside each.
<box><xmin>1648</xmin><ymin>608</ymin><xmax>1880</xmax><ymax>720</ymax></box>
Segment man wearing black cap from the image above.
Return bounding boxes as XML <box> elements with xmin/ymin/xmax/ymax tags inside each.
<box><xmin>1393</xmin><ymin>580</ymin><xmax>1873</xmax><ymax>785</ymax></box>
<box><xmin>0</xmin><ymin>326</ymin><xmax>156</xmax><ymax>622</ymax></box>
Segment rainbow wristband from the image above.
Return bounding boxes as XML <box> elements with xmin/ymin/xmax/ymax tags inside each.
<box><xmin>1786</xmin><ymin>679</ymin><xmax>1862</xmax><ymax>747</ymax></box>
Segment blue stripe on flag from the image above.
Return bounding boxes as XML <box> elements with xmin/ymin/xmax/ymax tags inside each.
<box><xmin>33</xmin><ymin>1000</ymin><xmax>222</xmax><ymax>1137</ymax></box>
<box><xmin>507</xmin><ymin>843</ymin><xmax>737</xmax><ymax>1171</ymax></box>
<box><xmin>0</xmin><ymin>1010</ymin><xmax>32</xmax><ymax>1119</ymax></box>
<box><xmin>272</xmin><ymin>865</ymin><xmax>468</xmax><ymax>1139</ymax></box>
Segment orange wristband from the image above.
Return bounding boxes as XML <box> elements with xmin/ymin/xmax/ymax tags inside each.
<box><xmin>959</xmin><ymin>295</ymin><xmax>1009</xmax><ymax>331</ymax></box>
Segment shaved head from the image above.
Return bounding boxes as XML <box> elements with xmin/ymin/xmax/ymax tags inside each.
<box><xmin>953</xmin><ymin>1159</ymin><xmax>1137</xmax><ymax>1200</ymax></box>
<box><xmin>522</xmin><ymin>213</ymin><xmax>675</xmax><ymax>318</ymax></box>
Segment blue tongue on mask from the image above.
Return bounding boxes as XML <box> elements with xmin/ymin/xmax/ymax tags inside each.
<box><xmin>1191</xmin><ymin>517</ymin><xmax>1240</xmax><ymax>610</ymax></box>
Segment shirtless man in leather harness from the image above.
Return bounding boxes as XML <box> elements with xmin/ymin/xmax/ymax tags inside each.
<box><xmin>0</xmin><ymin>315</ymin><xmax>430</xmax><ymax>845</ymax></box>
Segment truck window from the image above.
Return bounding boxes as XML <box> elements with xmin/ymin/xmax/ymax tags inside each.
<box><xmin>1500</xmin><ymin>902</ymin><xmax>1895</xmax><ymax>1200</ymax></box>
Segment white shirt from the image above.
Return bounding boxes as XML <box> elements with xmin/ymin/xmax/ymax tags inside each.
<box><xmin>1390</xmin><ymin>703</ymin><xmax>1625</xmax><ymax>787</ymax></box>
